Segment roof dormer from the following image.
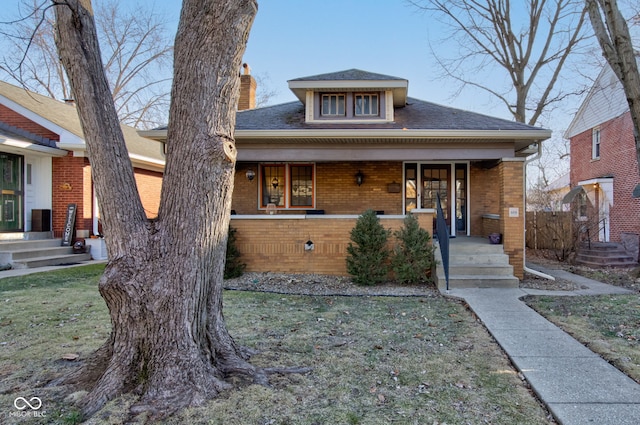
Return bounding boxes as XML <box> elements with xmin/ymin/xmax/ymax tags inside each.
<box><xmin>287</xmin><ymin>69</ymin><xmax>408</xmax><ymax>124</ymax></box>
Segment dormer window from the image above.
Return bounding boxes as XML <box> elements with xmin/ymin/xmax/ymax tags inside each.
<box><xmin>321</xmin><ymin>94</ymin><xmax>345</xmax><ymax>116</ymax></box>
<box><xmin>354</xmin><ymin>93</ymin><xmax>378</xmax><ymax>116</ymax></box>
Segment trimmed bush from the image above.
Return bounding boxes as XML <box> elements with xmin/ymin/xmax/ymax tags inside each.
<box><xmin>224</xmin><ymin>226</ymin><xmax>246</xmax><ymax>279</ymax></box>
<box><xmin>392</xmin><ymin>214</ymin><xmax>435</xmax><ymax>284</ymax></box>
<box><xmin>346</xmin><ymin>209</ymin><xmax>391</xmax><ymax>285</ymax></box>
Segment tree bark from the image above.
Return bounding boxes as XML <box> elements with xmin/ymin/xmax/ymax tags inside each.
<box><xmin>586</xmin><ymin>0</ymin><xmax>640</xmax><ymax>194</ymax></box>
<box><xmin>53</xmin><ymin>0</ymin><xmax>276</xmax><ymax>420</ymax></box>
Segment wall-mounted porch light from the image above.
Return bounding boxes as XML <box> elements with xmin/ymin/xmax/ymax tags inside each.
<box><xmin>355</xmin><ymin>170</ymin><xmax>364</xmax><ymax>186</ymax></box>
<box><xmin>245</xmin><ymin>169</ymin><xmax>255</xmax><ymax>181</ymax></box>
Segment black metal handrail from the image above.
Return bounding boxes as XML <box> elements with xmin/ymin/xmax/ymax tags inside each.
<box><xmin>583</xmin><ymin>218</ymin><xmax>607</xmax><ymax>249</ymax></box>
<box><xmin>436</xmin><ymin>194</ymin><xmax>450</xmax><ymax>291</ymax></box>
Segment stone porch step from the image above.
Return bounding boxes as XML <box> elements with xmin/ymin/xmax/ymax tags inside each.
<box><xmin>11</xmin><ymin>252</ymin><xmax>93</xmax><ymax>269</ymax></box>
<box><xmin>576</xmin><ymin>242</ymin><xmax>638</xmax><ymax>267</ymax></box>
<box><xmin>435</xmin><ymin>237</ymin><xmax>519</xmax><ymax>289</ymax></box>
<box><xmin>446</xmin><ymin>275</ymin><xmax>520</xmax><ymax>288</ymax></box>
<box><xmin>0</xmin><ymin>238</ymin><xmax>92</xmax><ymax>269</ymax></box>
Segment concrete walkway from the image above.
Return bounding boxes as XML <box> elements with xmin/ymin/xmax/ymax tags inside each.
<box><xmin>445</xmin><ymin>265</ymin><xmax>640</xmax><ymax>425</ymax></box>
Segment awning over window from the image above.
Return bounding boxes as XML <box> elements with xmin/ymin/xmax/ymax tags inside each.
<box><xmin>562</xmin><ymin>185</ymin><xmax>585</xmax><ymax>204</ymax></box>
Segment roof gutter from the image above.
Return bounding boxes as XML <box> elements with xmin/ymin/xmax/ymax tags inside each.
<box><xmin>140</xmin><ymin>128</ymin><xmax>552</xmax><ymax>142</ymax></box>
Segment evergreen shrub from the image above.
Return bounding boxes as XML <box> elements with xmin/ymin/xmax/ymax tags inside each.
<box><xmin>346</xmin><ymin>209</ymin><xmax>391</xmax><ymax>285</ymax></box>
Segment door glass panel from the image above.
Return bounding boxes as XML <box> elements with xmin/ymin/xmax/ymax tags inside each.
<box><xmin>421</xmin><ymin>165</ymin><xmax>448</xmax><ymax>219</ymax></box>
<box><xmin>0</xmin><ymin>153</ymin><xmax>23</xmax><ymax>231</ymax></box>
<box><xmin>404</xmin><ymin>164</ymin><xmax>417</xmax><ymax>213</ymax></box>
<box><xmin>455</xmin><ymin>164</ymin><xmax>467</xmax><ymax>233</ymax></box>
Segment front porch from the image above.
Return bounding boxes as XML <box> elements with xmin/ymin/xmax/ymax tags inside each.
<box><xmin>231</xmin><ymin>210</ymin><xmax>523</xmax><ymax>281</ymax></box>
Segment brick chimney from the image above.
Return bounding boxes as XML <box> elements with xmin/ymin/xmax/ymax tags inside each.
<box><xmin>238</xmin><ymin>63</ymin><xmax>256</xmax><ymax>111</ymax></box>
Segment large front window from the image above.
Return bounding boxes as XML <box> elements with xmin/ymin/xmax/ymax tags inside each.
<box><xmin>260</xmin><ymin>163</ymin><xmax>315</xmax><ymax>209</ymax></box>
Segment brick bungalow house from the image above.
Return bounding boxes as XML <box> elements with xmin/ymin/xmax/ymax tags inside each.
<box><xmin>143</xmin><ymin>68</ymin><xmax>551</xmax><ymax>280</ymax></box>
<box><xmin>0</xmin><ymin>80</ymin><xmax>164</xmax><ymax>241</ymax></box>
<box><xmin>563</xmin><ymin>63</ymin><xmax>640</xmax><ymax>263</ymax></box>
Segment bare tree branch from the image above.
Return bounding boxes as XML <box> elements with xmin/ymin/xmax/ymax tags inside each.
<box><xmin>409</xmin><ymin>0</ymin><xmax>589</xmax><ymax>125</ymax></box>
<box><xmin>0</xmin><ymin>0</ymin><xmax>172</xmax><ymax>129</ymax></box>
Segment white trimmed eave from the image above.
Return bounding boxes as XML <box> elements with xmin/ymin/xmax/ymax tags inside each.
<box><xmin>0</xmin><ymin>137</ymin><xmax>69</xmax><ymax>157</ymax></box>
<box><xmin>0</xmin><ymin>95</ymin><xmax>86</xmax><ymax>148</ymax></box>
<box><xmin>235</xmin><ymin>128</ymin><xmax>552</xmax><ymax>141</ymax></box>
<box><xmin>128</xmin><ymin>153</ymin><xmax>166</xmax><ymax>172</ymax></box>
<box><xmin>288</xmin><ymin>79</ymin><xmax>409</xmax><ymax>106</ymax></box>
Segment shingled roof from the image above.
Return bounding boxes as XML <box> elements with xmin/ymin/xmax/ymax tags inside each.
<box><xmin>236</xmin><ymin>97</ymin><xmax>546</xmax><ymax>133</ymax></box>
<box><xmin>0</xmin><ymin>80</ymin><xmax>165</xmax><ymax>166</ymax></box>
<box><xmin>288</xmin><ymin>69</ymin><xmax>406</xmax><ymax>82</ymax></box>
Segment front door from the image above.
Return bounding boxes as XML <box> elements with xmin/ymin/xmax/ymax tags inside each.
<box><xmin>0</xmin><ymin>153</ymin><xmax>23</xmax><ymax>232</ymax></box>
<box><xmin>404</xmin><ymin>162</ymin><xmax>468</xmax><ymax>236</ymax></box>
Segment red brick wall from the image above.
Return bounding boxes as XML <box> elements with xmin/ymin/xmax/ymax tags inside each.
<box><xmin>469</xmin><ymin>163</ymin><xmax>500</xmax><ymax>235</ymax></box>
<box><xmin>231</xmin><ymin>216</ymin><xmax>411</xmax><ymax>275</ymax></box>
<box><xmin>134</xmin><ymin>168</ymin><xmax>162</xmax><ymax>218</ymax></box>
<box><xmin>0</xmin><ymin>105</ymin><xmax>60</xmax><ymax>140</ymax></box>
<box><xmin>52</xmin><ymin>153</ymin><xmax>91</xmax><ymax>237</ymax></box>
<box><xmin>570</xmin><ymin>112</ymin><xmax>640</xmax><ymax>241</ymax></box>
<box><xmin>52</xmin><ymin>153</ymin><xmax>163</xmax><ymax>237</ymax></box>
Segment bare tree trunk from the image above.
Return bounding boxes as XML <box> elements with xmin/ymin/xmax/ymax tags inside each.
<box><xmin>52</xmin><ymin>0</ymin><xmax>290</xmax><ymax>420</ymax></box>
<box><xmin>586</xmin><ymin>0</ymin><xmax>640</xmax><ymax>195</ymax></box>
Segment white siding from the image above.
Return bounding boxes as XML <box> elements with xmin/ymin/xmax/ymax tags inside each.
<box><xmin>564</xmin><ymin>64</ymin><xmax>630</xmax><ymax>139</ymax></box>
<box><xmin>24</xmin><ymin>155</ymin><xmax>52</xmax><ymax>231</ymax></box>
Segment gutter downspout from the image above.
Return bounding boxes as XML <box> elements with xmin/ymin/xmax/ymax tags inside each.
<box><xmin>523</xmin><ymin>142</ymin><xmax>556</xmax><ymax>281</ymax></box>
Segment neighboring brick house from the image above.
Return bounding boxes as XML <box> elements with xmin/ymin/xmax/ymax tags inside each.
<box><xmin>564</xmin><ymin>63</ymin><xmax>640</xmax><ymax>256</ymax></box>
<box><xmin>0</xmin><ymin>80</ymin><xmax>164</xmax><ymax>240</ymax></box>
<box><xmin>143</xmin><ymin>68</ymin><xmax>551</xmax><ymax>278</ymax></box>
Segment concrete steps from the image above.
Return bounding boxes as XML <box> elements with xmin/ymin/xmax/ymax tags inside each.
<box><xmin>0</xmin><ymin>238</ymin><xmax>92</xmax><ymax>269</ymax></box>
<box><xmin>436</xmin><ymin>237</ymin><xmax>519</xmax><ymax>289</ymax></box>
<box><xmin>576</xmin><ymin>242</ymin><xmax>638</xmax><ymax>268</ymax></box>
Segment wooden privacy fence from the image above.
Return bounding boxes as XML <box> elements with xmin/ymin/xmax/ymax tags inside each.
<box><xmin>526</xmin><ymin>211</ymin><xmax>573</xmax><ymax>250</ymax></box>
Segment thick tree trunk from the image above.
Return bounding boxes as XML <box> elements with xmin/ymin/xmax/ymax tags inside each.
<box><xmin>53</xmin><ymin>0</ymin><xmax>275</xmax><ymax>420</ymax></box>
<box><xmin>587</xmin><ymin>0</ymin><xmax>640</xmax><ymax>190</ymax></box>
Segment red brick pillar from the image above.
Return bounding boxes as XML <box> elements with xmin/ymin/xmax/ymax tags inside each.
<box><xmin>499</xmin><ymin>159</ymin><xmax>525</xmax><ymax>279</ymax></box>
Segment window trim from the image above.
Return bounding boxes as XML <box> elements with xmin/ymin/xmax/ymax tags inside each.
<box><xmin>354</xmin><ymin>93</ymin><xmax>379</xmax><ymax>116</ymax></box>
<box><xmin>258</xmin><ymin>163</ymin><xmax>316</xmax><ymax>210</ymax></box>
<box><xmin>592</xmin><ymin>127</ymin><xmax>601</xmax><ymax>160</ymax></box>
<box><xmin>321</xmin><ymin>94</ymin><xmax>346</xmax><ymax>117</ymax></box>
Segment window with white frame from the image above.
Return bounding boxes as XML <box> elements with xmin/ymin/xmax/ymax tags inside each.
<box><xmin>321</xmin><ymin>94</ymin><xmax>345</xmax><ymax>116</ymax></box>
<box><xmin>354</xmin><ymin>93</ymin><xmax>378</xmax><ymax>116</ymax></box>
<box><xmin>592</xmin><ymin>127</ymin><xmax>601</xmax><ymax>159</ymax></box>
<box><xmin>259</xmin><ymin>163</ymin><xmax>315</xmax><ymax>209</ymax></box>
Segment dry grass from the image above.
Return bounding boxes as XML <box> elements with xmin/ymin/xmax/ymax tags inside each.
<box><xmin>525</xmin><ymin>294</ymin><xmax>640</xmax><ymax>385</ymax></box>
<box><xmin>1</xmin><ymin>266</ymin><xmax>553</xmax><ymax>424</ymax></box>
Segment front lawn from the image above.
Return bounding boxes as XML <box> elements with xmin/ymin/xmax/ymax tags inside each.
<box><xmin>1</xmin><ymin>265</ymin><xmax>553</xmax><ymax>424</ymax></box>
<box><xmin>525</xmin><ymin>294</ymin><xmax>640</xmax><ymax>385</ymax></box>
